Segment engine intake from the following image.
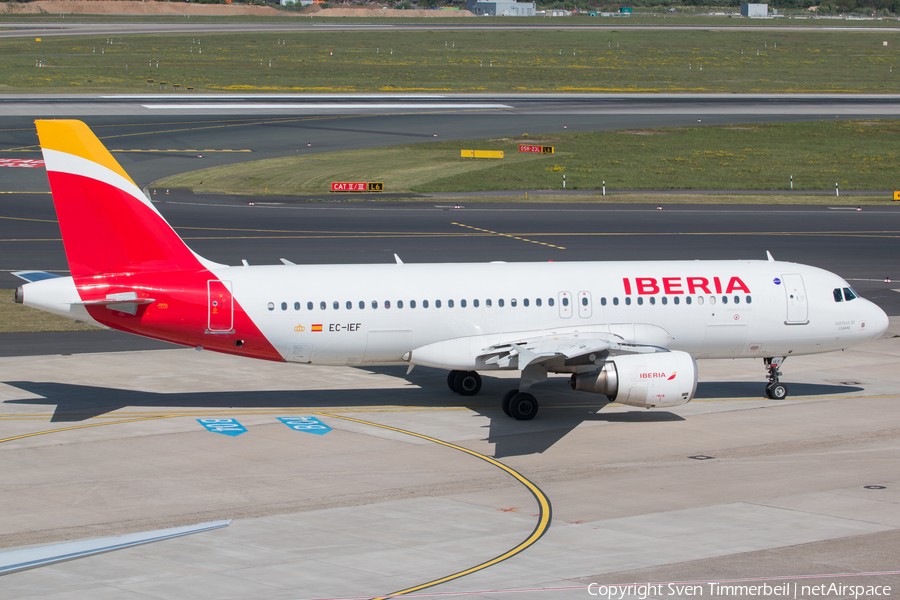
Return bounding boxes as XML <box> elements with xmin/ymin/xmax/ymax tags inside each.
<box><xmin>570</xmin><ymin>350</ymin><xmax>698</xmax><ymax>408</ymax></box>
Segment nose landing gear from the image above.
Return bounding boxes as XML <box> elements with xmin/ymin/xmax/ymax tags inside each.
<box><xmin>764</xmin><ymin>357</ymin><xmax>788</xmax><ymax>399</ymax></box>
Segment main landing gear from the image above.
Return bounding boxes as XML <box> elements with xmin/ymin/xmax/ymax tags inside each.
<box><xmin>446</xmin><ymin>370</ymin><xmax>539</xmax><ymax>420</ymax></box>
<box><xmin>447</xmin><ymin>370</ymin><xmax>482</xmax><ymax>396</ymax></box>
<box><xmin>502</xmin><ymin>389</ymin><xmax>538</xmax><ymax>421</ymax></box>
<box><xmin>764</xmin><ymin>357</ymin><xmax>788</xmax><ymax>399</ymax></box>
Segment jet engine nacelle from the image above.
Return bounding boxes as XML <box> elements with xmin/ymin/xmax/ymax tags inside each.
<box><xmin>570</xmin><ymin>350</ymin><xmax>698</xmax><ymax>408</ymax></box>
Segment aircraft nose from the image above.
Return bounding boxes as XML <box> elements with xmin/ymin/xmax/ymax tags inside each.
<box><xmin>870</xmin><ymin>302</ymin><xmax>890</xmax><ymax>340</ymax></box>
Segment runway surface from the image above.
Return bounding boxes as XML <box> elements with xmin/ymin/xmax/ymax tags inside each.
<box><xmin>2</xmin><ymin>102</ymin><xmax>900</xmax><ymax>598</ymax></box>
<box><xmin>2</xmin><ymin>21</ymin><xmax>900</xmax><ymax>40</ymax></box>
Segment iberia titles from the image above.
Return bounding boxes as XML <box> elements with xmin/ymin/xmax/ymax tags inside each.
<box><xmin>622</xmin><ymin>276</ymin><xmax>751</xmax><ymax>295</ymax></box>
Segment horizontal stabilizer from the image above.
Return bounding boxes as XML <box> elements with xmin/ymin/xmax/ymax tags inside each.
<box><xmin>11</xmin><ymin>271</ymin><xmax>63</xmax><ymax>283</ymax></box>
<box><xmin>73</xmin><ymin>291</ymin><xmax>155</xmax><ymax>315</ymax></box>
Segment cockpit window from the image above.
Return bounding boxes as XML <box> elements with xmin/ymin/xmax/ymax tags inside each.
<box><xmin>843</xmin><ymin>287</ymin><xmax>857</xmax><ymax>301</ymax></box>
<box><xmin>833</xmin><ymin>288</ymin><xmax>843</xmax><ymax>303</ymax></box>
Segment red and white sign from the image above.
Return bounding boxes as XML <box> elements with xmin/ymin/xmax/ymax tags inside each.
<box><xmin>519</xmin><ymin>144</ymin><xmax>542</xmax><ymax>153</ymax></box>
<box><xmin>0</xmin><ymin>159</ymin><xmax>45</xmax><ymax>168</ymax></box>
<box><xmin>331</xmin><ymin>182</ymin><xmax>367</xmax><ymax>192</ymax></box>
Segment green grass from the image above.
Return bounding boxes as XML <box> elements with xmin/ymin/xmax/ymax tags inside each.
<box><xmin>2</xmin><ymin>28</ymin><xmax>899</xmax><ymax>93</ymax></box>
<box><xmin>154</xmin><ymin>119</ymin><xmax>900</xmax><ymax>197</ymax></box>
<box><xmin>0</xmin><ymin>290</ymin><xmax>100</xmax><ymax>333</ymax></box>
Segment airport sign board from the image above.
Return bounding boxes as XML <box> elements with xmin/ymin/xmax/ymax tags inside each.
<box><xmin>519</xmin><ymin>144</ymin><xmax>554</xmax><ymax>154</ymax></box>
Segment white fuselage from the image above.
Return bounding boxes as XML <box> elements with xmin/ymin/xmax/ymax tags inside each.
<box><xmin>197</xmin><ymin>259</ymin><xmax>887</xmax><ymax>368</ymax></box>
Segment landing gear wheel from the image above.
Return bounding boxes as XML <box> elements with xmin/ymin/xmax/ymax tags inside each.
<box><xmin>453</xmin><ymin>371</ymin><xmax>482</xmax><ymax>396</ymax></box>
<box><xmin>763</xmin><ymin>357</ymin><xmax>787</xmax><ymax>400</ymax></box>
<box><xmin>501</xmin><ymin>389</ymin><xmax>518</xmax><ymax>416</ymax></box>
<box><xmin>766</xmin><ymin>382</ymin><xmax>788</xmax><ymax>399</ymax></box>
<box><xmin>447</xmin><ymin>370</ymin><xmax>462</xmax><ymax>393</ymax></box>
<box><xmin>508</xmin><ymin>392</ymin><xmax>538</xmax><ymax>421</ymax></box>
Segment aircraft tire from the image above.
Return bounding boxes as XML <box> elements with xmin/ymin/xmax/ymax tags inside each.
<box><xmin>766</xmin><ymin>382</ymin><xmax>788</xmax><ymax>399</ymax></box>
<box><xmin>508</xmin><ymin>392</ymin><xmax>538</xmax><ymax>421</ymax></box>
<box><xmin>454</xmin><ymin>371</ymin><xmax>482</xmax><ymax>396</ymax></box>
<box><xmin>447</xmin><ymin>370</ymin><xmax>462</xmax><ymax>393</ymax></box>
<box><xmin>501</xmin><ymin>389</ymin><xmax>518</xmax><ymax>416</ymax></box>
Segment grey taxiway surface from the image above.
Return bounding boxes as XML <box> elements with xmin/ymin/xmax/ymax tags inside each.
<box><xmin>1</xmin><ymin>103</ymin><xmax>899</xmax><ymax>598</ymax></box>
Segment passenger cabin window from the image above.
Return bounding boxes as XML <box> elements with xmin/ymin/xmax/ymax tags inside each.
<box><xmin>385</xmin><ymin>300</ymin><xmax>391</xmax><ymax>309</ymax></box>
<box><xmin>346</xmin><ymin>301</ymin><xmax>352</xmax><ymax>310</ymax></box>
<box><xmin>524</xmin><ymin>298</ymin><xmax>529</xmax><ymax>307</ymax></box>
<box><xmin>661</xmin><ymin>297</ymin><xmax>667</xmax><ymax>305</ymax></box>
<box><xmin>461</xmin><ymin>299</ymin><xmax>467</xmax><ymax>308</ymax></box>
<box><xmin>562</xmin><ymin>297</ymin><xmax>569</xmax><ymax>307</ymax></box>
<box><xmin>637</xmin><ymin>297</ymin><xmax>644</xmax><ymax>306</ymax></box>
<box><xmin>320</xmin><ymin>301</ymin><xmax>326</xmax><ymax>310</ymax></box>
<box><xmin>613</xmin><ymin>297</ymin><xmax>619</xmax><ymax>306</ymax></box>
<box><xmin>601</xmin><ymin>297</ymin><xmax>607</xmax><ymax>306</ymax></box>
<box><xmin>536</xmin><ymin>298</ymin><xmax>542</xmax><ymax>307</ymax></box>
<box><xmin>333</xmin><ymin>301</ymin><xmax>339</xmax><ymax>310</ymax></box>
<box><xmin>498</xmin><ymin>299</ymin><xmax>505</xmax><ymax>307</ymax></box>
<box><xmin>423</xmin><ymin>300</ymin><xmax>430</xmax><ymax>308</ymax></box>
<box><xmin>673</xmin><ymin>297</ymin><xmax>680</xmax><ymax>305</ymax></box>
<box><xmin>625</xmin><ymin>297</ymin><xmax>631</xmax><ymax>306</ymax></box>
<box><xmin>281</xmin><ymin>302</ymin><xmax>287</xmax><ymax>311</ymax></box>
<box><xmin>511</xmin><ymin>298</ymin><xmax>518</xmax><ymax>307</ymax></box>
<box><xmin>685</xmin><ymin>296</ymin><xmax>692</xmax><ymax>305</ymax></box>
<box><xmin>473</xmin><ymin>299</ymin><xmax>479</xmax><ymax>308</ymax></box>
<box><xmin>734</xmin><ymin>296</ymin><xmax>740</xmax><ymax>304</ymax></box>
<box><xmin>307</xmin><ymin>302</ymin><xmax>313</xmax><ymax>310</ymax></box>
<box><xmin>486</xmin><ymin>299</ymin><xmax>492</xmax><ymax>307</ymax></box>
<box><xmin>548</xmin><ymin>298</ymin><xmax>555</xmax><ymax>307</ymax></box>
<box><xmin>398</xmin><ymin>300</ymin><xmax>404</xmax><ymax>309</ymax></box>
<box><xmin>649</xmin><ymin>297</ymin><xmax>656</xmax><ymax>305</ymax></box>
<box><xmin>448</xmin><ymin>299</ymin><xmax>454</xmax><ymax>308</ymax></box>
<box><xmin>372</xmin><ymin>300</ymin><xmax>378</xmax><ymax>309</ymax></box>
<box><xmin>359</xmin><ymin>301</ymin><xmax>365</xmax><ymax>309</ymax></box>
<box><xmin>268</xmin><ymin>302</ymin><xmax>274</xmax><ymax>311</ymax></box>
<box><xmin>722</xmin><ymin>296</ymin><xmax>728</xmax><ymax>305</ymax></box>
<box><xmin>746</xmin><ymin>296</ymin><xmax>752</xmax><ymax>304</ymax></box>
<box><xmin>294</xmin><ymin>302</ymin><xmax>300</xmax><ymax>311</ymax></box>
<box><xmin>436</xmin><ymin>299</ymin><xmax>442</xmax><ymax>308</ymax></box>
<box><xmin>411</xmin><ymin>300</ymin><xmax>417</xmax><ymax>309</ymax></box>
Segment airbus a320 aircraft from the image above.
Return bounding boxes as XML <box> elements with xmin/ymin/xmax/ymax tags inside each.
<box><xmin>14</xmin><ymin>121</ymin><xmax>889</xmax><ymax>420</ymax></box>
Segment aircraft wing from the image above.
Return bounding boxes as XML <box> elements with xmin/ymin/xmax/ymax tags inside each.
<box><xmin>477</xmin><ymin>332</ymin><xmax>668</xmax><ymax>370</ymax></box>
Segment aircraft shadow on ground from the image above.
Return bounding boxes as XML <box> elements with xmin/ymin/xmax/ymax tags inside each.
<box><xmin>1</xmin><ymin>375</ymin><xmax>864</xmax><ymax>459</ymax></box>
<box><xmin>694</xmin><ymin>381</ymin><xmax>863</xmax><ymax>399</ymax></box>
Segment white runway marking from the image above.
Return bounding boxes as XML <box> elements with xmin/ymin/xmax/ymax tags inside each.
<box><xmin>141</xmin><ymin>103</ymin><xmax>513</xmax><ymax>110</ymax></box>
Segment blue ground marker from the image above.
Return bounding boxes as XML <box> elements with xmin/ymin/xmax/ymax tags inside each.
<box><xmin>197</xmin><ymin>418</ymin><xmax>247</xmax><ymax>437</ymax></box>
<box><xmin>278</xmin><ymin>416</ymin><xmax>332</xmax><ymax>435</ymax></box>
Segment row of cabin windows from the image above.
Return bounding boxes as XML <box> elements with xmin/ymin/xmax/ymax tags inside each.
<box><xmin>607</xmin><ymin>295</ymin><xmax>753</xmax><ymax>306</ymax></box>
<box><xmin>267</xmin><ymin>295</ymin><xmax>753</xmax><ymax>311</ymax></box>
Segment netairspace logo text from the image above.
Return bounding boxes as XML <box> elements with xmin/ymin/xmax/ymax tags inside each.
<box><xmin>587</xmin><ymin>582</ymin><xmax>892</xmax><ymax>600</ymax></box>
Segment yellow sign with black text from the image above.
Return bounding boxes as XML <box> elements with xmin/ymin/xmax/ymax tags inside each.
<box><xmin>367</xmin><ymin>182</ymin><xmax>384</xmax><ymax>192</ymax></box>
<box><xmin>894</xmin><ymin>191</ymin><xmax>900</xmax><ymax>201</ymax></box>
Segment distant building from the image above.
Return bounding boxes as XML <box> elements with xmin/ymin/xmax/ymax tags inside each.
<box><xmin>740</xmin><ymin>3</ymin><xmax>768</xmax><ymax>17</ymax></box>
<box><xmin>466</xmin><ymin>0</ymin><xmax>536</xmax><ymax>16</ymax></box>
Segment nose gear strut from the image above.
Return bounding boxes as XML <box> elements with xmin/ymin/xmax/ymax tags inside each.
<box><xmin>764</xmin><ymin>357</ymin><xmax>788</xmax><ymax>399</ymax></box>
